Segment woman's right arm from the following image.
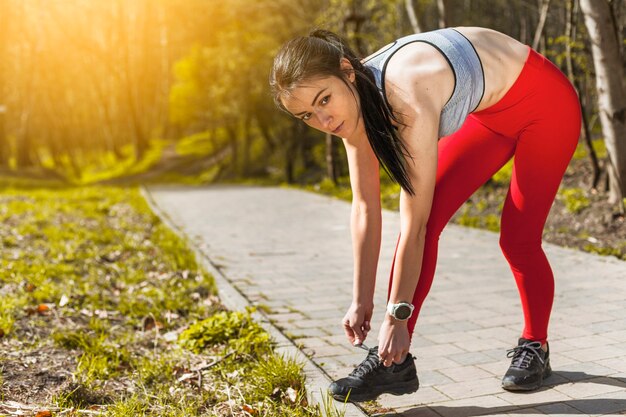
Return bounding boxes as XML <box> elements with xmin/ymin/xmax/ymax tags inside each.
<box><xmin>341</xmin><ymin>132</ymin><xmax>382</xmax><ymax>345</ymax></box>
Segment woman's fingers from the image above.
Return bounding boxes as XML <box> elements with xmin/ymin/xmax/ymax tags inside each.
<box><xmin>342</xmin><ymin>319</ymin><xmax>356</xmax><ymax>344</ymax></box>
<box><xmin>379</xmin><ymin>346</ymin><xmax>408</xmax><ymax>367</ymax></box>
<box><xmin>352</xmin><ymin>321</ymin><xmax>366</xmax><ymax>345</ymax></box>
<box><xmin>343</xmin><ymin>317</ymin><xmax>366</xmax><ymax>345</ymax></box>
<box><xmin>342</xmin><ymin>304</ymin><xmax>374</xmax><ymax>346</ymax></box>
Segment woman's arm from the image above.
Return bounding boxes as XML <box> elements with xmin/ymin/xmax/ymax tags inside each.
<box><xmin>387</xmin><ymin>104</ymin><xmax>439</xmax><ymax>306</ymax></box>
<box><xmin>340</xmin><ymin>131</ymin><xmax>382</xmax><ymax>345</ymax></box>
<box><xmin>378</xmin><ymin>67</ymin><xmax>442</xmax><ymax>365</ymax></box>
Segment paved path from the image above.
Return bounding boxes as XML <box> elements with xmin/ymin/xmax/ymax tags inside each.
<box><xmin>146</xmin><ymin>185</ymin><xmax>626</xmax><ymax>417</ymax></box>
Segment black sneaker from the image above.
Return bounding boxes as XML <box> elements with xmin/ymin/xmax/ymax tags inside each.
<box><xmin>328</xmin><ymin>345</ymin><xmax>419</xmax><ymax>402</ymax></box>
<box><xmin>502</xmin><ymin>338</ymin><xmax>551</xmax><ymax>391</ymax></box>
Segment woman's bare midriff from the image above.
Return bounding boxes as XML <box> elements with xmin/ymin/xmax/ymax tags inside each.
<box><xmin>451</xmin><ymin>27</ymin><xmax>529</xmax><ymax>112</ymax></box>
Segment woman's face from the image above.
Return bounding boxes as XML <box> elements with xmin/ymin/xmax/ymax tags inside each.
<box><xmin>280</xmin><ymin>72</ymin><xmax>363</xmax><ymax>139</ymax></box>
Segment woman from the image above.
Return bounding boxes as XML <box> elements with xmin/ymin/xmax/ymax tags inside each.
<box><xmin>270</xmin><ymin>26</ymin><xmax>581</xmax><ymax>402</ymax></box>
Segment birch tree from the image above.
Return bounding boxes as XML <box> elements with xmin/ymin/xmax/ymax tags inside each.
<box><xmin>580</xmin><ymin>0</ymin><xmax>626</xmax><ymax>211</ymax></box>
<box><xmin>405</xmin><ymin>0</ymin><xmax>421</xmax><ymax>33</ymax></box>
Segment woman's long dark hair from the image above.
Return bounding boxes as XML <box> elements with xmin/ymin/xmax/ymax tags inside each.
<box><xmin>270</xmin><ymin>29</ymin><xmax>415</xmax><ymax>195</ymax></box>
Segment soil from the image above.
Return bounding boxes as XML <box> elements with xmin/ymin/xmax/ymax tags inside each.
<box><xmin>451</xmin><ymin>151</ymin><xmax>626</xmax><ymax>261</ymax></box>
<box><xmin>0</xmin><ymin>344</ymin><xmax>76</xmax><ymax>405</ymax></box>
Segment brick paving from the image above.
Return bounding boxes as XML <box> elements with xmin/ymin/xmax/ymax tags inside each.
<box><xmin>146</xmin><ymin>185</ymin><xmax>626</xmax><ymax>416</ymax></box>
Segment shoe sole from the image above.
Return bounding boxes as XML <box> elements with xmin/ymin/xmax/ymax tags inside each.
<box><xmin>501</xmin><ymin>363</ymin><xmax>552</xmax><ymax>392</ymax></box>
<box><xmin>331</xmin><ymin>379</ymin><xmax>419</xmax><ymax>402</ymax></box>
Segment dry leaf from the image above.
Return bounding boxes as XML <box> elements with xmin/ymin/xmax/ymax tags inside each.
<box><xmin>285</xmin><ymin>387</ymin><xmax>297</xmax><ymax>403</ymax></box>
<box><xmin>142</xmin><ymin>316</ymin><xmax>163</xmax><ymax>331</ymax></box>
<box><xmin>36</xmin><ymin>411</ymin><xmax>52</xmax><ymax>417</ymax></box>
<box><xmin>37</xmin><ymin>304</ymin><xmax>50</xmax><ymax>315</ymax></box>
<box><xmin>177</xmin><ymin>372</ymin><xmax>195</xmax><ymax>383</ymax></box>
<box><xmin>59</xmin><ymin>294</ymin><xmax>70</xmax><ymax>307</ymax></box>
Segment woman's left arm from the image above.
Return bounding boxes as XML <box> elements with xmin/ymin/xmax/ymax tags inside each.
<box><xmin>378</xmin><ymin>92</ymin><xmax>441</xmax><ymax>366</ymax></box>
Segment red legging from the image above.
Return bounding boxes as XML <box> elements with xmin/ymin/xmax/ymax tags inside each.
<box><xmin>389</xmin><ymin>47</ymin><xmax>582</xmax><ymax>344</ymax></box>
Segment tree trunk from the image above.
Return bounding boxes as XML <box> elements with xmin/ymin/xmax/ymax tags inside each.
<box><xmin>436</xmin><ymin>0</ymin><xmax>448</xmax><ymax>29</ymax></box>
<box><xmin>578</xmin><ymin>77</ymin><xmax>602</xmax><ymax>189</ymax></box>
<box><xmin>299</xmin><ymin>126</ymin><xmax>315</xmax><ymax>172</ymax></box>
<box><xmin>226</xmin><ymin>123</ymin><xmax>238</xmax><ymax>176</ymax></box>
<box><xmin>405</xmin><ymin>0</ymin><xmax>421</xmax><ymax>34</ymax></box>
<box><xmin>0</xmin><ymin>0</ymin><xmax>9</xmax><ymax>167</ymax></box>
<box><xmin>117</xmin><ymin>0</ymin><xmax>149</xmax><ymax>160</ymax></box>
<box><xmin>157</xmin><ymin>1</ymin><xmax>172</xmax><ymax>140</ymax></box>
<box><xmin>254</xmin><ymin>112</ymin><xmax>277</xmax><ymax>153</ymax></box>
<box><xmin>565</xmin><ymin>0</ymin><xmax>575</xmax><ymax>80</ymax></box>
<box><xmin>16</xmin><ymin>110</ymin><xmax>33</xmax><ymax>168</ymax></box>
<box><xmin>0</xmin><ymin>107</ymin><xmax>6</xmax><ymax>166</ymax></box>
<box><xmin>580</xmin><ymin>0</ymin><xmax>626</xmax><ymax>211</ymax></box>
<box><xmin>242</xmin><ymin>114</ymin><xmax>252</xmax><ymax>176</ymax></box>
<box><xmin>326</xmin><ymin>133</ymin><xmax>338</xmax><ymax>185</ymax></box>
<box><xmin>519</xmin><ymin>5</ymin><xmax>529</xmax><ymax>45</ymax></box>
<box><xmin>566</xmin><ymin>0</ymin><xmax>601</xmax><ymax>189</ymax></box>
<box><xmin>533</xmin><ymin>0</ymin><xmax>551</xmax><ymax>51</ymax></box>
<box><xmin>285</xmin><ymin>121</ymin><xmax>302</xmax><ymax>184</ymax></box>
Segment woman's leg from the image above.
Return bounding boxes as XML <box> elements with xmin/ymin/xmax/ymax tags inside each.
<box><xmin>386</xmin><ymin>115</ymin><xmax>517</xmax><ymax>337</ymax></box>
<box><xmin>499</xmin><ymin>112</ymin><xmax>581</xmax><ymax>344</ymax></box>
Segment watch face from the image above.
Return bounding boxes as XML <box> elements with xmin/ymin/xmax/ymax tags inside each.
<box><xmin>395</xmin><ymin>305</ymin><xmax>412</xmax><ymax>320</ymax></box>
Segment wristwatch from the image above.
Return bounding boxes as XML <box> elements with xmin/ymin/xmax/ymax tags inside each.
<box><xmin>386</xmin><ymin>301</ymin><xmax>415</xmax><ymax>321</ymax></box>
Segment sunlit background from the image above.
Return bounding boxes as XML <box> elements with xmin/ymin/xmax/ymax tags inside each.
<box><xmin>0</xmin><ymin>0</ymin><xmax>622</xmax><ymax>185</ymax></box>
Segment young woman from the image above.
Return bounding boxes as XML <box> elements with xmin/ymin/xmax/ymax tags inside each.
<box><xmin>270</xmin><ymin>26</ymin><xmax>581</xmax><ymax>402</ymax></box>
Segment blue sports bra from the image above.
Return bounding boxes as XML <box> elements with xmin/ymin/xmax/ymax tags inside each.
<box><xmin>363</xmin><ymin>28</ymin><xmax>485</xmax><ymax>138</ymax></box>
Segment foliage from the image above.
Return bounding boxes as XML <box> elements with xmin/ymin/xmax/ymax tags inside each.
<box><xmin>457</xmin><ymin>208</ymin><xmax>501</xmax><ymax>232</ymax></box>
<box><xmin>583</xmin><ymin>243</ymin><xmax>625</xmax><ymax>258</ymax></box>
<box><xmin>0</xmin><ymin>297</ymin><xmax>16</xmax><ymax>337</ymax></box>
<box><xmin>178</xmin><ymin>308</ymin><xmax>271</xmax><ymax>356</ymax></box>
<box><xmin>491</xmin><ymin>159</ymin><xmax>514</xmax><ymax>185</ymax></box>
<box><xmin>573</xmin><ymin>138</ymin><xmax>608</xmax><ymax>160</ymax></box>
<box><xmin>558</xmin><ymin>187</ymin><xmax>591</xmax><ymax>214</ymax></box>
<box><xmin>0</xmin><ymin>0</ymin><xmax>623</xmax><ymax>198</ymax></box>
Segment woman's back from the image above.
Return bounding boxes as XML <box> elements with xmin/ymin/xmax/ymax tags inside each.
<box><xmin>369</xmin><ymin>27</ymin><xmax>530</xmax><ymax>121</ymax></box>
<box><xmin>454</xmin><ymin>27</ymin><xmax>530</xmax><ymax>110</ymax></box>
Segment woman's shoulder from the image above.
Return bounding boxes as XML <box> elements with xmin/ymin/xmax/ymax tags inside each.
<box><xmin>382</xmin><ymin>40</ymin><xmax>455</xmax><ymax>114</ymax></box>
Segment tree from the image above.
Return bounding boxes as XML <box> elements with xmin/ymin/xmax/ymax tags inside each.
<box><xmin>0</xmin><ymin>0</ymin><xmax>8</xmax><ymax>167</ymax></box>
<box><xmin>580</xmin><ymin>0</ymin><xmax>626</xmax><ymax>211</ymax></box>
<box><xmin>436</xmin><ymin>0</ymin><xmax>449</xmax><ymax>29</ymax></box>
<box><xmin>405</xmin><ymin>0</ymin><xmax>422</xmax><ymax>33</ymax></box>
<box><xmin>532</xmin><ymin>0</ymin><xmax>551</xmax><ymax>51</ymax></box>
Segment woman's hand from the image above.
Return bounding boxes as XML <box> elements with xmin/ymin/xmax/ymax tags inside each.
<box><xmin>342</xmin><ymin>301</ymin><xmax>373</xmax><ymax>346</ymax></box>
<box><xmin>378</xmin><ymin>316</ymin><xmax>410</xmax><ymax>367</ymax></box>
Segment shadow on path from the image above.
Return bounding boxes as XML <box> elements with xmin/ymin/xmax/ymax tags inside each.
<box><xmin>550</xmin><ymin>370</ymin><xmax>626</xmax><ymax>387</ymax></box>
<box><xmin>401</xmin><ymin>398</ymin><xmax>626</xmax><ymax>416</ymax></box>
<box><xmin>398</xmin><ymin>372</ymin><xmax>626</xmax><ymax>416</ymax></box>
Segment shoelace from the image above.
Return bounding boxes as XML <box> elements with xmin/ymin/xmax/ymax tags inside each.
<box><xmin>506</xmin><ymin>341</ymin><xmax>544</xmax><ymax>369</ymax></box>
<box><xmin>349</xmin><ymin>344</ymin><xmax>382</xmax><ymax>377</ymax></box>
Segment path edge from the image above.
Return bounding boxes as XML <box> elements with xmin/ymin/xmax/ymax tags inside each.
<box><xmin>141</xmin><ymin>186</ymin><xmax>368</xmax><ymax>417</ymax></box>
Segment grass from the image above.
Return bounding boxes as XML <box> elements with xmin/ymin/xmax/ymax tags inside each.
<box><xmin>0</xmin><ymin>183</ymin><xmax>343</xmax><ymax>416</ymax></box>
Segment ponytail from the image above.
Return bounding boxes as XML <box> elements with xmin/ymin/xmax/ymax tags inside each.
<box><xmin>271</xmin><ymin>29</ymin><xmax>415</xmax><ymax>195</ymax></box>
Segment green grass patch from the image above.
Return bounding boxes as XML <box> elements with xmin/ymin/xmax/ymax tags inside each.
<box><xmin>0</xmin><ymin>184</ymin><xmax>339</xmax><ymax>416</ymax></box>
<box><xmin>178</xmin><ymin>308</ymin><xmax>271</xmax><ymax>356</ymax></box>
